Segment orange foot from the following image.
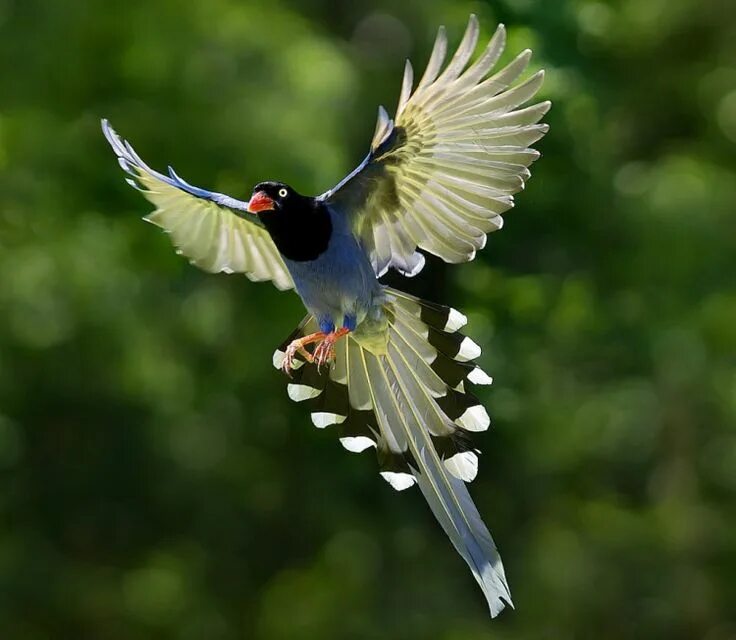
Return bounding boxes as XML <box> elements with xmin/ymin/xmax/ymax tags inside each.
<box><xmin>282</xmin><ymin>331</ymin><xmax>324</xmax><ymax>376</ymax></box>
<box><xmin>313</xmin><ymin>327</ymin><xmax>351</xmax><ymax>371</ymax></box>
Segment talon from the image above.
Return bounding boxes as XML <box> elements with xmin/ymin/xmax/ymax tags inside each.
<box><xmin>280</xmin><ymin>327</ymin><xmax>351</xmax><ymax>375</ymax></box>
<box><xmin>281</xmin><ymin>331</ymin><xmax>324</xmax><ymax>376</ymax></box>
<box><xmin>282</xmin><ymin>343</ymin><xmax>312</xmax><ymax>376</ymax></box>
<box><xmin>313</xmin><ymin>340</ymin><xmax>335</xmax><ymax>370</ymax></box>
<box><xmin>312</xmin><ymin>327</ymin><xmax>351</xmax><ymax>371</ymax></box>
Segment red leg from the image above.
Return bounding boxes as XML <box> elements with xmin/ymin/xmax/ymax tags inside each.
<box><xmin>282</xmin><ymin>331</ymin><xmax>325</xmax><ymax>375</ymax></box>
<box><xmin>313</xmin><ymin>327</ymin><xmax>351</xmax><ymax>370</ymax></box>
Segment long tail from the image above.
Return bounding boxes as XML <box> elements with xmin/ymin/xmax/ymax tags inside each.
<box><xmin>273</xmin><ymin>287</ymin><xmax>512</xmax><ymax>616</ymax></box>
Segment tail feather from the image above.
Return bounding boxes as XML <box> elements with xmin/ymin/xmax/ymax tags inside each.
<box><xmin>273</xmin><ymin>287</ymin><xmax>511</xmax><ymax>616</ymax></box>
<box><xmin>383</xmin><ymin>336</ymin><xmax>510</xmax><ymax>613</ymax></box>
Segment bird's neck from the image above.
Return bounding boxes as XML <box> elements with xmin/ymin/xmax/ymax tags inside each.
<box><xmin>258</xmin><ymin>197</ymin><xmax>332</xmax><ymax>262</ymax></box>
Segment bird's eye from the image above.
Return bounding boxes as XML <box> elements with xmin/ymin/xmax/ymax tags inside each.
<box><xmin>278</xmin><ymin>188</ymin><xmax>288</xmax><ymax>198</ymax></box>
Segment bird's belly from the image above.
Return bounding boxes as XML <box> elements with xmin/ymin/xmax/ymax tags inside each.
<box><xmin>283</xmin><ymin>233</ymin><xmax>380</xmax><ymax>329</ymax></box>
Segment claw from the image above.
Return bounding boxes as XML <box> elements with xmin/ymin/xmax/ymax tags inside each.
<box><xmin>280</xmin><ymin>327</ymin><xmax>351</xmax><ymax>376</ymax></box>
<box><xmin>282</xmin><ymin>342</ymin><xmax>313</xmax><ymax>376</ymax></box>
<box><xmin>312</xmin><ymin>327</ymin><xmax>351</xmax><ymax>371</ymax></box>
<box><xmin>313</xmin><ymin>339</ymin><xmax>336</xmax><ymax>371</ymax></box>
<box><xmin>281</xmin><ymin>332</ymin><xmax>324</xmax><ymax>376</ymax></box>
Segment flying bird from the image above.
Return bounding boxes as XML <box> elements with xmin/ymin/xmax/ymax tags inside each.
<box><xmin>102</xmin><ymin>15</ymin><xmax>549</xmax><ymax>617</ymax></box>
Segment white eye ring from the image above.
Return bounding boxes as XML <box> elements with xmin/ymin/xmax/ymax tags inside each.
<box><xmin>278</xmin><ymin>188</ymin><xmax>288</xmax><ymax>198</ymax></box>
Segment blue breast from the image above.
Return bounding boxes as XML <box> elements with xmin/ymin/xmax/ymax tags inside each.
<box><xmin>283</xmin><ymin>206</ymin><xmax>380</xmax><ymax>332</ymax></box>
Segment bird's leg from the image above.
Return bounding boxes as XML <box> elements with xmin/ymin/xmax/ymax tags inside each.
<box><xmin>313</xmin><ymin>327</ymin><xmax>351</xmax><ymax>370</ymax></box>
<box><xmin>282</xmin><ymin>332</ymin><xmax>325</xmax><ymax>375</ymax></box>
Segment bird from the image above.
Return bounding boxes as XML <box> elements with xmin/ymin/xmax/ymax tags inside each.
<box><xmin>102</xmin><ymin>15</ymin><xmax>549</xmax><ymax>617</ymax></box>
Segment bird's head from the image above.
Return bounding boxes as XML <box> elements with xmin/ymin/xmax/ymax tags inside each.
<box><xmin>247</xmin><ymin>182</ymin><xmax>296</xmax><ymax>215</ymax></box>
<box><xmin>245</xmin><ymin>181</ymin><xmax>331</xmax><ymax>261</ymax></box>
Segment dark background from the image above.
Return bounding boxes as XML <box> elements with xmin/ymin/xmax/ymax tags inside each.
<box><xmin>1</xmin><ymin>0</ymin><xmax>735</xmax><ymax>638</ymax></box>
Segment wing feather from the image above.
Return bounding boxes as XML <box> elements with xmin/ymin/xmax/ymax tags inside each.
<box><xmin>323</xmin><ymin>17</ymin><xmax>549</xmax><ymax>276</ymax></box>
<box><xmin>102</xmin><ymin>120</ymin><xmax>294</xmax><ymax>291</ymax></box>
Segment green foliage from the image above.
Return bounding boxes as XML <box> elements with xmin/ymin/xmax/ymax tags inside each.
<box><xmin>1</xmin><ymin>0</ymin><xmax>734</xmax><ymax>638</ymax></box>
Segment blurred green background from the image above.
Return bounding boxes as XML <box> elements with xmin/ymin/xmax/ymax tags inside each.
<box><xmin>1</xmin><ymin>0</ymin><xmax>735</xmax><ymax>638</ymax></box>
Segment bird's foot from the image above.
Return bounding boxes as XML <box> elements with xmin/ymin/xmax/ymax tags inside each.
<box><xmin>313</xmin><ymin>327</ymin><xmax>350</xmax><ymax>371</ymax></box>
<box><xmin>281</xmin><ymin>332</ymin><xmax>324</xmax><ymax>376</ymax></box>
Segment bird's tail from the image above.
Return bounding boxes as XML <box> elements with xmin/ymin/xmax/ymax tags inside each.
<box><xmin>273</xmin><ymin>286</ymin><xmax>512</xmax><ymax>616</ymax></box>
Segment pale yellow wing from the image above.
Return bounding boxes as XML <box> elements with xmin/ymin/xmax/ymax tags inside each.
<box><xmin>102</xmin><ymin>120</ymin><xmax>294</xmax><ymax>291</ymax></box>
<box><xmin>324</xmin><ymin>16</ymin><xmax>550</xmax><ymax>277</ymax></box>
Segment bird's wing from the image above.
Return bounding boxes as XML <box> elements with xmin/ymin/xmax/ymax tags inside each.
<box><xmin>322</xmin><ymin>16</ymin><xmax>549</xmax><ymax>277</ymax></box>
<box><xmin>102</xmin><ymin>120</ymin><xmax>294</xmax><ymax>291</ymax></box>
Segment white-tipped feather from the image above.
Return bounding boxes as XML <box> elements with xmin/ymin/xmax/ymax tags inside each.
<box><xmin>457</xmin><ymin>336</ymin><xmax>482</xmax><ymax>361</ymax></box>
<box><xmin>280</xmin><ymin>288</ymin><xmax>510</xmax><ymax>616</ymax></box>
<box><xmin>340</xmin><ymin>436</ymin><xmax>376</xmax><ymax>453</ymax></box>
<box><xmin>287</xmin><ymin>383</ymin><xmax>322</xmax><ymax>402</ymax></box>
<box><xmin>456</xmin><ymin>405</ymin><xmax>491</xmax><ymax>432</ymax></box>
<box><xmin>382</xmin><ymin>335</ymin><xmax>511</xmax><ymax>616</ymax></box>
<box><xmin>311</xmin><ymin>412</ymin><xmax>346</xmax><ymax>428</ymax></box>
<box><xmin>380</xmin><ymin>471</ymin><xmax>417</xmax><ymax>491</ymax></box>
<box><xmin>445</xmin><ymin>450</ymin><xmax>479</xmax><ymax>482</ymax></box>
<box><xmin>468</xmin><ymin>367</ymin><xmax>494</xmax><ymax>385</ymax></box>
<box><xmin>272</xmin><ymin>350</ymin><xmax>285</xmax><ymax>369</ymax></box>
<box><xmin>444</xmin><ymin>308</ymin><xmax>468</xmax><ymax>332</ymax></box>
<box><xmin>411</xmin><ymin>445</ymin><xmax>510</xmax><ymax>616</ymax></box>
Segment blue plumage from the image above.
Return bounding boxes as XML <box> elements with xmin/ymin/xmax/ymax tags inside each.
<box><xmin>283</xmin><ymin>205</ymin><xmax>381</xmax><ymax>334</ymax></box>
<box><xmin>101</xmin><ymin>13</ymin><xmax>551</xmax><ymax>618</ymax></box>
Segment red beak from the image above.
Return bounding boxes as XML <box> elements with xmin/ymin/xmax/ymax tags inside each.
<box><xmin>247</xmin><ymin>191</ymin><xmax>275</xmax><ymax>214</ymax></box>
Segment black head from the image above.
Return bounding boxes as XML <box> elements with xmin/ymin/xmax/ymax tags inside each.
<box><xmin>246</xmin><ymin>181</ymin><xmax>300</xmax><ymax>215</ymax></box>
<box><xmin>246</xmin><ymin>181</ymin><xmax>332</xmax><ymax>262</ymax></box>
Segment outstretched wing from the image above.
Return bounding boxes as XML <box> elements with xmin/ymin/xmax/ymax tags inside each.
<box><xmin>102</xmin><ymin>120</ymin><xmax>294</xmax><ymax>291</ymax></box>
<box><xmin>322</xmin><ymin>16</ymin><xmax>550</xmax><ymax>277</ymax></box>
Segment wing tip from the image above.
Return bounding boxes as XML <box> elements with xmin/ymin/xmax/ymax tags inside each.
<box><xmin>101</xmin><ymin>117</ymin><xmax>149</xmax><ymax>179</ymax></box>
<box><xmin>493</xmin><ymin>23</ymin><xmax>507</xmax><ymax>48</ymax></box>
<box><xmin>101</xmin><ymin>117</ymin><xmax>125</xmax><ymax>157</ymax></box>
<box><xmin>517</xmin><ymin>48</ymin><xmax>533</xmax><ymax>65</ymax></box>
<box><xmin>371</xmin><ymin>105</ymin><xmax>395</xmax><ymax>150</ymax></box>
